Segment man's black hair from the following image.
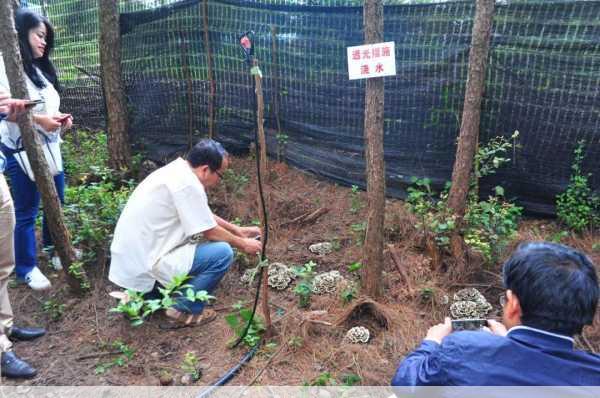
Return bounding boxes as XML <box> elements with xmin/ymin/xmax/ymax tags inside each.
<box><xmin>186</xmin><ymin>139</ymin><xmax>228</xmax><ymax>171</ymax></box>
<box><xmin>15</xmin><ymin>8</ymin><xmax>60</xmax><ymax>91</ymax></box>
<box><xmin>502</xmin><ymin>242</ymin><xmax>599</xmax><ymax>336</ymax></box>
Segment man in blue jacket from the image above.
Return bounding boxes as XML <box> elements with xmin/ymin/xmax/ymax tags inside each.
<box><xmin>392</xmin><ymin>242</ymin><xmax>600</xmax><ymax>386</ymax></box>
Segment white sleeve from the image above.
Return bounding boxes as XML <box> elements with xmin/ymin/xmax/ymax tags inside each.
<box><xmin>172</xmin><ymin>184</ymin><xmax>217</xmax><ymax>236</ymax></box>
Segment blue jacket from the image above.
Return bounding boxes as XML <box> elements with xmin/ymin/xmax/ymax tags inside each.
<box><xmin>392</xmin><ymin>326</ymin><xmax>600</xmax><ymax>386</ymax></box>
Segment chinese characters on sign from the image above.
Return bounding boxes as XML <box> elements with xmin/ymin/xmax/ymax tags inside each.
<box><xmin>347</xmin><ymin>41</ymin><xmax>396</xmax><ymax>80</ymax></box>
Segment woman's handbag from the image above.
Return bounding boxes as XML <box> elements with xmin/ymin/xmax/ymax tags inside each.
<box><xmin>13</xmin><ymin>131</ymin><xmax>63</xmax><ymax>181</ymax></box>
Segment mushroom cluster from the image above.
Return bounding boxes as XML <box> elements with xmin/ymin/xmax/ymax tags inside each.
<box><xmin>345</xmin><ymin>326</ymin><xmax>370</xmax><ymax>344</ymax></box>
<box><xmin>449</xmin><ymin>288</ymin><xmax>492</xmax><ymax>319</ymax></box>
<box><xmin>312</xmin><ymin>270</ymin><xmax>344</xmax><ymax>294</ymax></box>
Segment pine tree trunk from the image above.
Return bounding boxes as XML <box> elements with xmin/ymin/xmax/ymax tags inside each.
<box><xmin>0</xmin><ymin>1</ymin><xmax>88</xmax><ymax>294</ymax></box>
<box><xmin>98</xmin><ymin>0</ymin><xmax>131</xmax><ymax>171</ymax></box>
<box><xmin>362</xmin><ymin>0</ymin><xmax>386</xmax><ymax>299</ymax></box>
<box><xmin>446</xmin><ymin>0</ymin><xmax>495</xmax><ymax>267</ymax></box>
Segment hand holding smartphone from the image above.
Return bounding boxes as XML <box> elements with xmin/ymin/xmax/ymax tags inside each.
<box><xmin>24</xmin><ymin>99</ymin><xmax>44</xmax><ymax>108</ymax></box>
<box><xmin>55</xmin><ymin>114</ymin><xmax>72</xmax><ymax>123</ymax></box>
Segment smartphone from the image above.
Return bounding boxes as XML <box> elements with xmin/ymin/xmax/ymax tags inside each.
<box><xmin>451</xmin><ymin>318</ymin><xmax>487</xmax><ymax>331</ymax></box>
<box><xmin>56</xmin><ymin>114</ymin><xmax>72</xmax><ymax>123</ymax></box>
<box><xmin>24</xmin><ymin>99</ymin><xmax>44</xmax><ymax>108</ymax></box>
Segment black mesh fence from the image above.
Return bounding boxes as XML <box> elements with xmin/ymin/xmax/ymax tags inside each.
<box><xmin>24</xmin><ymin>0</ymin><xmax>600</xmax><ymax>215</ymax></box>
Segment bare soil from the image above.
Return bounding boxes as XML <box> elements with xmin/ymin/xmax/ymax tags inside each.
<box><xmin>4</xmin><ymin>156</ymin><xmax>599</xmax><ymax>386</ymax></box>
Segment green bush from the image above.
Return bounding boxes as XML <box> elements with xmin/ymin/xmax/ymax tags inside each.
<box><xmin>556</xmin><ymin>141</ymin><xmax>600</xmax><ymax>232</ymax></box>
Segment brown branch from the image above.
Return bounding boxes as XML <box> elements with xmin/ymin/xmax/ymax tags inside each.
<box><xmin>280</xmin><ymin>207</ymin><xmax>329</xmax><ymax>228</ymax></box>
<box><xmin>387</xmin><ymin>244</ymin><xmax>413</xmax><ymax>292</ymax></box>
<box><xmin>247</xmin><ymin>343</ymin><xmax>286</xmax><ymax>386</ymax></box>
<box><xmin>76</xmin><ymin>351</ymin><xmax>121</xmax><ymax>361</ymax></box>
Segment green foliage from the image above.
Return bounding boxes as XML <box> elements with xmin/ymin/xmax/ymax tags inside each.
<box><xmin>549</xmin><ymin>230</ymin><xmax>570</xmax><ymax>243</ymax></box>
<box><xmin>181</xmin><ymin>352</ymin><xmax>201</xmax><ymax>381</ymax></box>
<box><xmin>110</xmin><ymin>274</ymin><xmax>215</xmax><ymax>327</ymax></box>
<box><xmin>464</xmin><ymin>196</ymin><xmax>522</xmax><ymax>262</ymax></box>
<box><xmin>406</xmin><ymin>177</ymin><xmax>456</xmax><ymax>248</ymax></box>
<box><xmin>406</xmin><ymin>134</ymin><xmax>522</xmax><ymax>264</ymax></box>
<box><xmin>222</xmin><ymin>169</ymin><xmax>249</xmax><ymax>198</ymax></box>
<box><xmin>308</xmin><ymin>372</ymin><xmax>336</xmax><ymax>386</ymax></box>
<box><xmin>276</xmin><ymin>132</ymin><xmax>288</xmax><ymax>161</ymax></box>
<box><xmin>340</xmin><ymin>286</ymin><xmax>357</xmax><ymax>304</ymax></box>
<box><xmin>42</xmin><ymin>299</ymin><xmax>65</xmax><ymax>321</ymax></box>
<box><xmin>420</xmin><ymin>287</ymin><xmax>435</xmax><ymax>303</ymax></box>
<box><xmin>347</xmin><ymin>261</ymin><xmax>363</xmax><ymax>273</ymax></box>
<box><xmin>341</xmin><ymin>373</ymin><xmax>362</xmax><ymax>386</ymax></box>
<box><xmin>350</xmin><ymin>222</ymin><xmax>367</xmax><ymax>246</ymax></box>
<box><xmin>292</xmin><ymin>261</ymin><xmax>318</xmax><ymax>308</ymax></box>
<box><xmin>224</xmin><ymin>307</ymin><xmax>265</xmax><ymax>348</ymax></box>
<box><xmin>63</xmin><ymin>175</ymin><xmax>134</xmax><ymax>248</ymax></box>
<box><xmin>556</xmin><ymin>141</ymin><xmax>600</xmax><ymax>232</ymax></box>
<box><xmin>95</xmin><ymin>340</ymin><xmax>135</xmax><ymax>375</ymax></box>
<box><xmin>349</xmin><ymin>185</ymin><xmax>363</xmax><ymax>214</ymax></box>
<box><xmin>61</xmin><ymin>130</ymin><xmax>109</xmax><ymax>181</ymax></box>
<box><xmin>68</xmin><ymin>261</ymin><xmax>90</xmax><ymax>291</ymax></box>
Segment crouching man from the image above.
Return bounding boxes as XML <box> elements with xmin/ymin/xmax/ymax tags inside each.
<box><xmin>392</xmin><ymin>242</ymin><xmax>600</xmax><ymax>386</ymax></box>
<box><xmin>109</xmin><ymin>139</ymin><xmax>262</xmax><ymax>327</ymax></box>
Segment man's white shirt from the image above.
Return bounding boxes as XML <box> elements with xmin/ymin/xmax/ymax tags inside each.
<box><xmin>109</xmin><ymin>157</ymin><xmax>217</xmax><ymax>292</ymax></box>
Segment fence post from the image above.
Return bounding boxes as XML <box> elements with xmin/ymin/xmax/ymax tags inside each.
<box><xmin>270</xmin><ymin>25</ymin><xmax>284</xmax><ymax>161</ymax></box>
<box><xmin>202</xmin><ymin>0</ymin><xmax>216</xmax><ymax>139</ymax></box>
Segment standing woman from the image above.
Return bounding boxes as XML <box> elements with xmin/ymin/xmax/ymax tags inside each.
<box><xmin>0</xmin><ymin>8</ymin><xmax>73</xmax><ymax>290</ymax></box>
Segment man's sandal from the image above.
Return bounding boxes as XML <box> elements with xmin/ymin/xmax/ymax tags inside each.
<box><xmin>159</xmin><ymin>308</ymin><xmax>217</xmax><ymax>330</ymax></box>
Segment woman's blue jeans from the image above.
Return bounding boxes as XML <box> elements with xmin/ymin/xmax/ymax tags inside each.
<box><xmin>145</xmin><ymin>241</ymin><xmax>234</xmax><ymax>315</ymax></box>
<box><xmin>2</xmin><ymin>148</ymin><xmax>65</xmax><ymax>278</ymax></box>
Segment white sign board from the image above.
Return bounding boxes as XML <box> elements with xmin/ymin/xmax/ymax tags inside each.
<box><xmin>347</xmin><ymin>41</ymin><xmax>396</xmax><ymax>80</ymax></box>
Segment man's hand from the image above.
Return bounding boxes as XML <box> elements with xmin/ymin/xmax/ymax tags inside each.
<box><xmin>239</xmin><ymin>237</ymin><xmax>262</xmax><ymax>255</ymax></box>
<box><xmin>239</xmin><ymin>226</ymin><xmax>261</xmax><ymax>239</ymax></box>
<box><xmin>424</xmin><ymin>317</ymin><xmax>452</xmax><ymax>344</ymax></box>
<box><xmin>0</xmin><ymin>90</ymin><xmax>27</xmax><ymax>121</ymax></box>
<box><xmin>486</xmin><ymin>319</ymin><xmax>508</xmax><ymax>337</ymax></box>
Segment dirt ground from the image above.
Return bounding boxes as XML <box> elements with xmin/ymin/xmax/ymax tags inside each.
<box><xmin>3</xmin><ymin>156</ymin><xmax>599</xmax><ymax>386</ymax></box>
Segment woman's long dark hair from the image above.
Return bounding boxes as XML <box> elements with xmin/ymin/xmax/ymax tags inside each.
<box><xmin>15</xmin><ymin>8</ymin><xmax>61</xmax><ymax>92</ymax></box>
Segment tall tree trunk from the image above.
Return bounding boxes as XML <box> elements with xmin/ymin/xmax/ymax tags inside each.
<box><xmin>362</xmin><ymin>0</ymin><xmax>386</xmax><ymax>299</ymax></box>
<box><xmin>447</xmin><ymin>0</ymin><xmax>495</xmax><ymax>266</ymax></box>
<box><xmin>0</xmin><ymin>1</ymin><xmax>88</xmax><ymax>294</ymax></box>
<box><xmin>98</xmin><ymin>0</ymin><xmax>131</xmax><ymax>171</ymax></box>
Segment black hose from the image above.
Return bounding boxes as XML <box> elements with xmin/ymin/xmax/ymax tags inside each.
<box><xmin>195</xmin><ymin>345</ymin><xmax>259</xmax><ymax>398</ymax></box>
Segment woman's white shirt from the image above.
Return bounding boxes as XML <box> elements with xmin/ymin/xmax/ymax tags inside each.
<box><xmin>0</xmin><ymin>53</ymin><xmax>62</xmax><ymax>150</ymax></box>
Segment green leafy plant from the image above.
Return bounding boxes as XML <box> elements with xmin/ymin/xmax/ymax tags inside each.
<box><xmin>181</xmin><ymin>352</ymin><xmax>201</xmax><ymax>381</ymax></box>
<box><xmin>276</xmin><ymin>132</ymin><xmax>288</xmax><ymax>161</ymax></box>
<box><xmin>340</xmin><ymin>286</ymin><xmax>357</xmax><ymax>304</ymax></box>
<box><xmin>292</xmin><ymin>261</ymin><xmax>318</xmax><ymax>308</ymax></box>
<box><xmin>307</xmin><ymin>372</ymin><xmax>336</xmax><ymax>386</ymax></box>
<box><xmin>110</xmin><ymin>274</ymin><xmax>215</xmax><ymax>327</ymax></box>
<box><xmin>224</xmin><ymin>307</ymin><xmax>266</xmax><ymax>348</ymax></box>
<box><xmin>349</xmin><ymin>185</ymin><xmax>363</xmax><ymax>214</ymax></box>
<box><xmin>95</xmin><ymin>340</ymin><xmax>135</xmax><ymax>375</ymax></box>
<box><xmin>347</xmin><ymin>262</ymin><xmax>363</xmax><ymax>273</ymax></box>
<box><xmin>556</xmin><ymin>140</ymin><xmax>600</xmax><ymax>232</ymax></box>
<box><xmin>42</xmin><ymin>299</ymin><xmax>65</xmax><ymax>321</ymax></box>
<box><xmin>68</xmin><ymin>261</ymin><xmax>90</xmax><ymax>291</ymax></box>
<box><xmin>341</xmin><ymin>373</ymin><xmax>362</xmax><ymax>386</ymax></box>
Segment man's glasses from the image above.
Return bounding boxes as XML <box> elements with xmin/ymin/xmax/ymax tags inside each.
<box><xmin>499</xmin><ymin>292</ymin><xmax>507</xmax><ymax>308</ymax></box>
<box><xmin>215</xmin><ymin>170</ymin><xmax>223</xmax><ymax>179</ymax></box>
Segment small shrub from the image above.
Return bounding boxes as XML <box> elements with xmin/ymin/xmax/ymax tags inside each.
<box><xmin>224</xmin><ymin>307</ymin><xmax>265</xmax><ymax>348</ymax></box>
<box><xmin>42</xmin><ymin>299</ymin><xmax>65</xmax><ymax>321</ymax></box>
<box><xmin>556</xmin><ymin>140</ymin><xmax>600</xmax><ymax>232</ymax></box>
<box><xmin>181</xmin><ymin>352</ymin><xmax>201</xmax><ymax>381</ymax></box>
<box><xmin>292</xmin><ymin>261</ymin><xmax>317</xmax><ymax>308</ymax></box>
<box><xmin>95</xmin><ymin>340</ymin><xmax>135</xmax><ymax>375</ymax></box>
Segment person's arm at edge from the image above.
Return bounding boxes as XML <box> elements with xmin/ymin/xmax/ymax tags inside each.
<box><xmin>203</xmin><ymin>224</ymin><xmax>261</xmax><ymax>255</ymax></box>
<box><xmin>391</xmin><ymin>318</ymin><xmax>452</xmax><ymax>386</ymax></box>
